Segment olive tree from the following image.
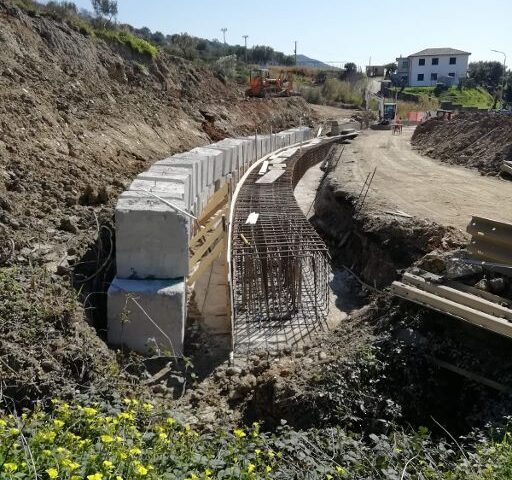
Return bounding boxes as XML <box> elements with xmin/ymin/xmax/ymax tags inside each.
<box><xmin>91</xmin><ymin>0</ymin><xmax>118</xmax><ymax>24</ymax></box>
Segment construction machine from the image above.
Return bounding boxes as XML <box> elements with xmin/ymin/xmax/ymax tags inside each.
<box><xmin>245</xmin><ymin>69</ymin><xmax>298</xmax><ymax>98</ymax></box>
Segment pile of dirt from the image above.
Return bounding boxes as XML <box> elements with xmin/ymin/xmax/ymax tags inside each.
<box><xmin>411</xmin><ymin>112</ymin><xmax>512</xmax><ymax>175</ymax></box>
<box><xmin>0</xmin><ymin>0</ymin><xmax>313</xmax><ymax>408</ymax></box>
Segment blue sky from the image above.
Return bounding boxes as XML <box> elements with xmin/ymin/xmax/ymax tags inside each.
<box><xmin>69</xmin><ymin>0</ymin><xmax>511</xmax><ymax>68</ymax></box>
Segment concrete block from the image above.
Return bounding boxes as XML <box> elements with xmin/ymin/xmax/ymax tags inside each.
<box><xmin>191</xmin><ymin>147</ymin><xmax>224</xmax><ymax>183</ymax></box>
<box><xmin>205</xmin><ymin>143</ymin><xmax>234</xmax><ymax>176</ymax></box>
<box><xmin>154</xmin><ymin>156</ymin><xmax>203</xmax><ymax>196</ymax></box>
<box><xmin>107</xmin><ymin>277</ymin><xmax>186</xmax><ymax>356</ymax></box>
<box><xmin>145</xmin><ymin>166</ymin><xmax>197</xmax><ymax>206</ymax></box>
<box><xmin>218</xmin><ymin>138</ymin><xmax>254</xmax><ymax>171</ymax></box>
<box><xmin>169</xmin><ymin>149</ymin><xmax>215</xmax><ymax>187</ymax></box>
<box><xmin>115</xmin><ymin>196</ymin><xmax>190</xmax><ymax>279</ymax></box>
<box><xmin>135</xmin><ymin>170</ymin><xmax>193</xmax><ymax>211</ymax></box>
<box><xmin>128</xmin><ymin>177</ymin><xmax>191</xmax><ymax>212</ymax></box>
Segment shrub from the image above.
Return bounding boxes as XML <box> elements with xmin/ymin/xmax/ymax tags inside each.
<box><xmin>96</xmin><ymin>30</ymin><xmax>158</xmax><ymax>59</ymax></box>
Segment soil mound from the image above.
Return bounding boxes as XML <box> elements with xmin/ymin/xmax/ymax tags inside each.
<box><xmin>411</xmin><ymin>112</ymin><xmax>512</xmax><ymax>175</ymax></box>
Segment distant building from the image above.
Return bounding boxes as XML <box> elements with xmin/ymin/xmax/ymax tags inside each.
<box><xmin>395</xmin><ymin>48</ymin><xmax>471</xmax><ymax>87</ymax></box>
<box><xmin>366</xmin><ymin>65</ymin><xmax>385</xmax><ymax>77</ymax></box>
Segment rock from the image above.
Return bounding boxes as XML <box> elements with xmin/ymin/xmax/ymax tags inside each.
<box><xmin>490</xmin><ymin>277</ymin><xmax>506</xmax><ymax>294</ymax></box>
<box><xmin>475</xmin><ymin>277</ymin><xmax>490</xmax><ymax>292</ymax></box>
<box><xmin>59</xmin><ymin>216</ymin><xmax>77</xmax><ymax>233</ymax></box>
<box><xmin>318</xmin><ymin>351</ymin><xmax>328</xmax><ymax>360</ymax></box>
<box><xmin>226</xmin><ymin>366</ymin><xmax>242</xmax><ymax>377</ymax></box>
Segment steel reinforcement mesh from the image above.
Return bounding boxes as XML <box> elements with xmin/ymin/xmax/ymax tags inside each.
<box><xmin>231</xmin><ymin>140</ymin><xmax>338</xmax><ymax>352</ymax></box>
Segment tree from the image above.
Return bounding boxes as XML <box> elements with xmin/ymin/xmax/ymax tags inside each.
<box><xmin>384</xmin><ymin>62</ymin><xmax>397</xmax><ymax>78</ymax></box>
<box><xmin>91</xmin><ymin>0</ymin><xmax>118</xmax><ymax>23</ymax></box>
<box><xmin>467</xmin><ymin>61</ymin><xmax>504</xmax><ymax>90</ymax></box>
<box><xmin>344</xmin><ymin>62</ymin><xmax>357</xmax><ymax>74</ymax></box>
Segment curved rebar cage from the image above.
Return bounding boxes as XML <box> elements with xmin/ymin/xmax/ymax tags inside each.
<box><xmin>231</xmin><ymin>141</ymin><xmax>336</xmax><ymax>352</ymax></box>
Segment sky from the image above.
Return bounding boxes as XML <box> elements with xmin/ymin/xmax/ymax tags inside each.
<box><xmin>70</xmin><ymin>0</ymin><xmax>511</xmax><ymax>68</ymax></box>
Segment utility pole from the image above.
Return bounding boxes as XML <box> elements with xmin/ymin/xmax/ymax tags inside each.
<box><xmin>491</xmin><ymin>49</ymin><xmax>507</xmax><ymax>107</ymax></box>
<box><xmin>294</xmin><ymin>40</ymin><xmax>298</xmax><ymax>66</ymax></box>
<box><xmin>243</xmin><ymin>35</ymin><xmax>249</xmax><ymax>64</ymax></box>
<box><xmin>221</xmin><ymin>27</ymin><xmax>227</xmax><ymax>45</ymax></box>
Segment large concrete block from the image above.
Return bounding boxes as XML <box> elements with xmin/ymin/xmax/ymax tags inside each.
<box><xmin>205</xmin><ymin>143</ymin><xmax>233</xmax><ymax>176</ymax></box>
<box><xmin>154</xmin><ymin>156</ymin><xmax>203</xmax><ymax>197</ymax></box>
<box><xmin>115</xmin><ymin>196</ymin><xmax>190</xmax><ymax>279</ymax></box>
<box><xmin>190</xmin><ymin>147</ymin><xmax>224</xmax><ymax>183</ymax></box>
<box><xmin>128</xmin><ymin>177</ymin><xmax>191</xmax><ymax>211</ymax></box>
<box><xmin>107</xmin><ymin>277</ymin><xmax>186</xmax><ymax>356</ymax></box>
<box><xmin>216</xmin><ymin>138</ymin><xmax>252</xmax><ymax>171</ymax></box>
<box><xmin>135</xmin><ymin>170</ymin><xmax>193</xmax><ymax>211</ymax></box>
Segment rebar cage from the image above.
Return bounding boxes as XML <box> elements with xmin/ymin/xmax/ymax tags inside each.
<box><xmin>231</xmin><ymin>140</ymin><xmax>338</xmax><ymax>352</ymax></box>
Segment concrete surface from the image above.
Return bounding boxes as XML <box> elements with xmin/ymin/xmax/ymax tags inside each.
<box><xmin>115</xmin><ymin>196</ymin><xmax>190</xmax><ymax>279</ymax></box>
<box><xmin>107</xmin><ymin>277</ymin><xmax>186</xmax><ymax>355</ymax></box>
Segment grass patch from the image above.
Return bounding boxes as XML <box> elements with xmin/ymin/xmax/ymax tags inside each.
<box><xmin>95</xmin><ymin>30</ymin><xmax>159</xmax><ymax>59</ymax></box>
<box><xmin>397</xmin><ymin>86</ymin><xmax>493</xmax><ymax>109</ymax></box>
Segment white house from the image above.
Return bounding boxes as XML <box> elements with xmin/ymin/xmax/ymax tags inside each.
<box><xmin>395</xmin><ymin>48</ymin><xmax>471</xmax><ymax>87</ymax></box>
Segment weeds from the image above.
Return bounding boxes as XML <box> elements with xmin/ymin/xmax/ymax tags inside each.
<box><xmin>95</xmin><ymin>30</ymin><xmax>158</xmax><ymax>59</ymax></box>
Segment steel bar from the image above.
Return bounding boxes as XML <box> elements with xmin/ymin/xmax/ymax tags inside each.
<box><xmin>231</xmin><ymin>139</ymin><xmax>341</xmax><ymax>352</ymax></box>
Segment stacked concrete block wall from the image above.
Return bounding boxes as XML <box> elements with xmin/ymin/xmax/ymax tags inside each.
<box><xmin>107</xmin><ymin>126</ymin><xmax>312</xmax><ymax>355</ymax></box>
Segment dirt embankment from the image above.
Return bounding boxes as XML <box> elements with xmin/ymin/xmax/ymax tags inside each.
<box><xmin>0</xmin><ymin>0</ymin><xmax>314</xmax><ymax>408</ymax></box>
<box><xmin>411</xmin><ymin>112</ymin><xmax>512</xmax><ymax>175</ymax></box>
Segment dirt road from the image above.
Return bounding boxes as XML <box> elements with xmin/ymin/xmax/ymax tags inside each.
<box><xmin>335</xmin><ymin>127</ymin><xmax>512</xmax><ymax>232</ymax></box>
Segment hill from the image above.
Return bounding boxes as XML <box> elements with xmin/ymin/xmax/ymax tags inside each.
<box><xmin>296</xmin><ymin>53</ymin><xmax>337</xmax><ymax>69</ymax></box>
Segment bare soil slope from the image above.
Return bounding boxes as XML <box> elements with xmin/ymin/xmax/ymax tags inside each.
<box><xmin>411</xmin><ymin>112</ymin><xmax>512</xmax><ymax>175</ymax></box>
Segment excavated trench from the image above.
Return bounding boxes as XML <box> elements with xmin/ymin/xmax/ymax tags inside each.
<box><xmin>242</xmin><ymin>172</ymin><xmax>512</xmax><ymax>439</ymax></box>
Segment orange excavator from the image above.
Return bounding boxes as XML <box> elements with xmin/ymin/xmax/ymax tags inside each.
<box><xmin>245</xmin><ymin>69</ymin><xmax>299</xmax><ymax>98</ymax></box>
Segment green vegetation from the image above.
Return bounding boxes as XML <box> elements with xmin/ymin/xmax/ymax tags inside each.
<box><xmin>95</xmin><ymin>30</ymin><xmax>159</xmax><ymax>59</ymax></box>
<box><xmin>3</xmin><ymin>398</ymin><xmax>512</xmax><ymax>479</ymax></box>
<box><xmin>396</xmin><ymin>86</ymin><xmax>493</xmax><ymax>109</ymax></box>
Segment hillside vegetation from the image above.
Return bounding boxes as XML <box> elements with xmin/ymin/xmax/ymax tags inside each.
<box><xmin>396</xmin><ymin>86</ymin><xmax>493</xmax><ymax>109</ymax></box>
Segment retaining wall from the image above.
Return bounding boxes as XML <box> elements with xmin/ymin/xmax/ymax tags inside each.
<box><xmin>107</xmin><ymin>127</ymin><xmax>312</xmax><ymax>356</ymax></box>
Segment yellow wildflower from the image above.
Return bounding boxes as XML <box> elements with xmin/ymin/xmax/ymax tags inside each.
<box><xmin>87</xmin><ymin>474</ymin><xmax>103</xmax><ymax>480</ymax></box>
<box><xmin>267</xmin><ymin>450</ymin><xmax>275</xmax><ymax>458</ymax></box>
<box><xmin>3</xmin><ymin>463</ymin><xmax>17</xmax><ymax>473</ymax></box>
<box><xmin>248</xmin><ymin>463</ymin><xmax>255</xmax><ymax>473</ymax></box>
<box><xmin>134</xmin><ymin>464</ymin><xmax>148</xmax><ymax>476</ymax></box>
<box><xmin>53</xmin><ymin>419</ymin><xmax>65</xmax><ymax>428</ymax></box>
<box><xmin>266</xmin><ymin>466</ymin><xmax>272</xmax><ymax>473</ymax></box>
<box><xmin>82</xmin><ymin>407</ymin><xmax>97</xmax><ymax>417</ymax></box>
<box><xmin>46</xmin><ymin>468</ymin><xmax>59</xmax><ymax>479</ymax></box>
<box><xmin>158</xmin><ymin>432</ymin><xmax>168</xmax><ymax>440</ymax></box>
<box><xmin>336</xmin><ymin>466</ymin><xmax>347</xmax><ymax>475</ymax></box>
<box><xmin>9</xmin><ymin>427</ymin><xmax>20</xmax><ymax>436</ymax></box>
<box><xmin>116</xmin><ymin>477</ymin><xmax>123</xmax><ymax>480</ymax></box>
<box><xmin>129</xmin><ymin>447</ymin><xmax>142</xmax><ymax>456</ymax></box>
<box><xmin>167</xmin><ymin>417</ymin><xmax>176</xmax><ymax>425</ymax></box>
<box><xmin>326</xmin><ymin>475</ymin><xmax>333</xmax><ymax>480</ymax></box>
<box><xmin>233</xmin><ymin>428</ymin><xmax>246</xmax><ymax>438</ymax></box>
<box><xmin>103</xmin><ymin>460</ymin><xmax>114</xmax><ymax>471</ymax></box>
<box><xmin>0</xmin><ymin>419</ymin><xmax>7</xmax><ymax>427</ymax></box>
<box><xmin>100</xmin><ymin>434</ymin><xmax>114</xmax><ymax>443</ymax></box>
<box><xmin>62</xmin><ymin>459</ymin><xmax>80</xmax><ymax>471</ymax></box>
<box><xmin>255</xmin><ymin>449</ymin><xmax>261</xmax><ymax>455</ymax></box>
<box><xmin>142</xmin><ymin>403</ymin><xmax>154</xmax><ymax>412</ymax></box>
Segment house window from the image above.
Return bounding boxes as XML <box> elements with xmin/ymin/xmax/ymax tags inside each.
<box><xmin>402</xmin><ymin>61</ymin><xmax>408</xmax><ymax>69</ymax></box>
<box><xmin>432</xmin><ymin>58</ymin><xmax>439</xmax><ymax>65</ymax></box>
<box><xmin>449</xmin><ymin>57</ymin><xmax>457</xmax><ymax>65</ymax></box>
<box><xmin>431</xmin><ymin>73</ymin><xmax>438</xmax><ymax>81</ymax></box>
<box><xmin>417</xmin><ymin>73</ymin><xmax>424</xmax><ymax>81</ymax></box>
<box><xmin>448</xmin><ymin>72</ymin><xmax>455</xmax><ymax>78</ymax></box>
<box><xmin>418</xmin><ymin>58</ymin><xmax>425</xmax><ymax>66</ymax></box>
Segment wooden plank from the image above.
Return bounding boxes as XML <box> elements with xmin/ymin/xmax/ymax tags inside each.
<box><xmin>445</xmin><ymin>279</ymin><xmax>511</xmax><ymax>307</ymax></box>
<box><xmin>188</xmin><ymin>236</ymin><xmax>225</xmax><ymax>284</ymax></box>
<box><xmin>255</xmin><ymin>169</ymin><xmax>285</xmax><ymax>184</ymax></box>
<box><xmin>391</xmin><ymin>281</ymin><xmax>512</xmax><ymax>339</ymax></box>
<box><xmin>191</xmin><ymin>209</ymin><xmax>224</xmax><ymax>247</ymax></box>
<box><xmin>431</xmin><ymin>357</ymin><xmax>512</xmax><ymax>393</ymax></box>
<box><xmin>189</xmin><ymin>222</ymin><xmax>224</xmax><ymax>271</ymax></box>
<box><xmin>197</xmin><ymin>183</ymin><xmax>229</xmax><ymax>225</ymax></box>
<box><xmin>402</xmin><ymin>273</ymin><xmax>512</xmax><ymax>321</ymax></box>
<box><xmin>258</xmin><ymin>160</ymin><xmax>269</xmax><ymax>175</ymax></box>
